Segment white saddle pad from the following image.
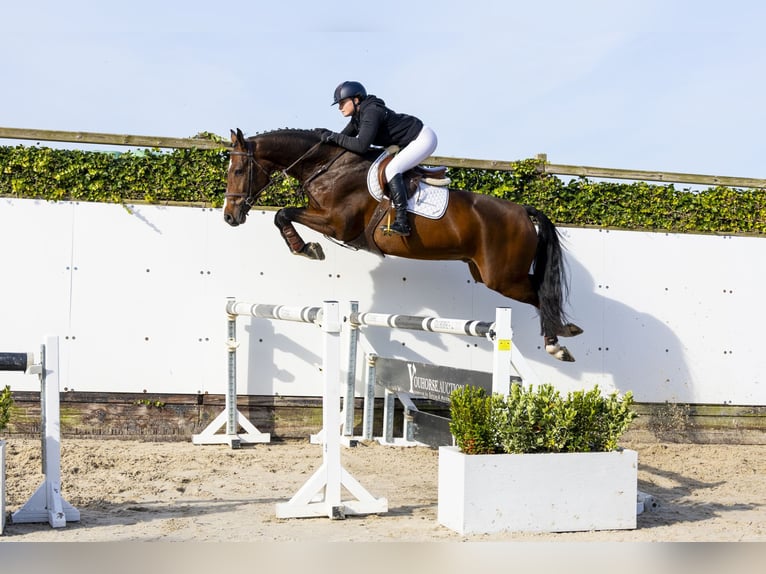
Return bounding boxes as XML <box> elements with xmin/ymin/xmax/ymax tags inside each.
<box><xmin>366</xmin><ymin>151</ymin><xmax>449</xmax><ymax>220</ymax></box>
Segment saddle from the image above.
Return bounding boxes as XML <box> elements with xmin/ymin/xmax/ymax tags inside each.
<box><xmin>377</xmin><ymin>150</ymin><xmax>450</xmax><ymax>197</ymax></box>
<box><xmin>354</xmin><ymin>149</ymin><xmax>451</xmax><ymax>257</ymax></box>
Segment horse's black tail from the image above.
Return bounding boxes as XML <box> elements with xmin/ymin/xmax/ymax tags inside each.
<box><xmin>525</xmin><ymin>206</ymin><xmax>569</xmax><ymax>337</ymax></box>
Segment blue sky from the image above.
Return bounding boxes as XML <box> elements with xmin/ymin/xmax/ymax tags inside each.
<box><xmin>2</xmin><ymin>1</ymin><xmax>765</xmax><ymax>179</ymax></box>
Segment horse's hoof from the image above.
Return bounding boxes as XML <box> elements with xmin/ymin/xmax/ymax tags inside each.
<box><xmin>545</xmin><ymin>344</ymin><xmax>576</xmax><ymax>362</ymax></box>
<box><xmin>557</xmin><ymin>347</ymin><xmax>576</xmax><ymax>362</ymax></box>
<box><xmin>298</xmin><ymin>242</ymin><xmax>325</xmax><ymax>260</ymax></box>
<box><xmin>560</xmin><ymin>323</ymin><xmax>584</xmax><ymax>337</ymax></box>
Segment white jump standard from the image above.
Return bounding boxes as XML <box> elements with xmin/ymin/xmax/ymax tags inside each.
<box><xmin>1</xmin><ymin>336</ymin><xmax>80</xmax><ymax>529</ymax></box>
<box><xmin>220</xmin><ymin>299</ymin><xmax>387</xmax><ymax>519</ymax></box>
<box><xmin>192</xmin><ymin>302</ymin><xmax>271</xmax><ymax>448</ymax></box>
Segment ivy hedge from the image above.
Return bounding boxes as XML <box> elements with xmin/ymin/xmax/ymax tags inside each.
<box><xmin>1</xmin><ymin>142</ymin><xmax>764</xmax><ymax>235</ymax></box>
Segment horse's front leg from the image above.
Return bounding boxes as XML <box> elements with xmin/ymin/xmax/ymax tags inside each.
<box><xmin>274</xmin><ymin>208</ymin><xmax>325</xmax><ymax>260</ymax></box>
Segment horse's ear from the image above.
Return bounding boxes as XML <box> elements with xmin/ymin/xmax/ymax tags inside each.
<box><xmin>231</xmin><ymin>128</ymin><xmax>246</xmax><ymax>148</ymax></box>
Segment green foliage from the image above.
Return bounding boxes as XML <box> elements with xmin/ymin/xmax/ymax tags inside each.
<box><xmin>134</xmin><ymin>398</ymin><xmax>166</xmax><ymax>409</ymax></box>
<box><xmin>0</xmin><ymin>385</ymin><xmax>13</xmax><ymax>433</ymax></box>
<box><xmin>498</xmin><ymin>383</ymin><xmax>575</xmax><ymax>454</ymax></box>
<box><xmin>452</xmin><ymin>156</ymin><xmax>766</xmax><ymax>234</ymax></box>
<box><xmin>448</xmin><ymin>386</ymin><xmax>503</xmax><ymax>454</ymax></box>
<box><xmin>450</xmin><ymin>383</ymin><xmax>637</xmax><ymax>455</ymax></box>
<box><xmin>1</xmin><ymin>142</ymin><xmax>764</xmax><ymax>234</ymax></box>
<box><xmin>0</xmin><ymin>144</ymin><xmax>230</xmax><ymax>206</ymax></box>
<box><xmin>565</xmin><ymin>386</ymin><xmax>638</xmax><ymax>452</ymax></box>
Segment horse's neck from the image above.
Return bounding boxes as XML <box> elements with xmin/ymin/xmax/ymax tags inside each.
<box><xmin>257</xmin><ymin>136</ymin><xmax>322</xmax><ymax>177</ymax></box>
<box><xmin>267</xmin><ymin>140</ymin><xmax>353</xmax><ymax>183</ymax></box>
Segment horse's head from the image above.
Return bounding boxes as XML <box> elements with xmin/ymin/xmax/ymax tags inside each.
<box><xmin>223</xmin><ymin>128</ymin><xmax>274</xmax><ymax>227</ymax></box>
<box><xmin>224</xmin><ymin>128</ymin><xmax>332</xmax><ymax>226</ymax></box>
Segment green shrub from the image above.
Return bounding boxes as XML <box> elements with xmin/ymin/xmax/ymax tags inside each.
<box><xmin>498</xmin><ymin>383</ymin><xmax>576</xmax><ymax>454</ymax></box>
<box><xmin>448</xmin><ymin>386</ymin><xmax>503</xmax><ymax>454</ymax></box>
<box><xmin>450</xmin><ymin>383</ymin><xmax>636</xmax><ymax>455</ymax></box>
<box><xmin>0</xmin><ymin>385</ymin><xmax>13</xmax><ymax>433</ymax></box>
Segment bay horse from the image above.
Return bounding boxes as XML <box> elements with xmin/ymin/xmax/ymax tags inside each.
<box><xmin>223</xmin><ymin>128</ymin><xmax>582</xmax><ymax>361</ymax></box>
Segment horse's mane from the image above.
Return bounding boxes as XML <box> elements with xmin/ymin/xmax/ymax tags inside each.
<box><xmin>247</xmin><ymin>128</ymin><xmax>321</xmax><ymax>142</ymax></box>
<box><xmin>246</xmin><ymin>128</ymin><xmax>380</xmax><ymax>163</ymax></box>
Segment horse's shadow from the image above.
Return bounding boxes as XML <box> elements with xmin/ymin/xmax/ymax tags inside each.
<box><xmin>358</xmin><ymin>256</ymin><xmax>482</xmax><ymax>365</ymax></box>
<box><xmin>636</xmin><ymin>463</ymin><xmax>760</xmax><ymax>530</ymax></box>
<box><xmin>356</xmin><ymin>242</ymin><xmax>692</xmax><ymax>404</ymax></box>
<box><xmin>559</xmin><ymin>248</ymin><xmax>694</xmax><ymax>402</ymax></box>
<box><xmin>242</xmin><ymin>319</ymin><xmax>323</xmax><ymax>395</ymax></box>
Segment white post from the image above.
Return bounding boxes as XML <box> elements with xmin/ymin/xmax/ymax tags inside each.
<box><xmin>491</xmin><ymin>307</ymin><xmax>513</xmax><ymax>396</ymax></box>
<box><xmin>12</xmin><ymin>336</ymin><xmax>79</xmax><ymax>527</ymax></box>
<box><xmin>323</xmin><ymin>300</ymin><xmax>342</xmax><ymax>513</ymax></box>
<box><xmin>492</xmin><ymin>307</ymin><xmax>541</xmax><ymax>394</ymax></box>
<box><xmin>342</xmin><ymin>301</ymin><xmax>359</xmax><ymax>436</ymax></box>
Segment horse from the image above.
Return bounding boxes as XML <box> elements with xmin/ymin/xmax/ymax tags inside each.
<box><xmin>223</xmin><ymin>128</ymin><xmax>583</xmax><ymax>361</ymax></box>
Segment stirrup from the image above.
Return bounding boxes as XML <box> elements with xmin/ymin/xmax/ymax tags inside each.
<box><xmin>381</xmin><ymin>220</ymin><xmax>410</xmax><ymax>237</ymax></box>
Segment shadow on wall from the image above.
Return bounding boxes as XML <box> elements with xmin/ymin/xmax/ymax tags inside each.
<box><xmin>550</xmin><ymin>243</ymin><xmax>693</xmax><ymax>403</ymax></box>
<box><xmin>242</xmin><ymin>317</ymin><xmax>323</xmax><ymax>395</ymax></box>
<box><xmin>232</xmin><ymin>224</ymin><xmax>693</xmax><ymax>404</ymax></box>
<box><xmin>357</xmin><ymin>241</ymin><xmax>693</xmax><ymax>404</ymax></box>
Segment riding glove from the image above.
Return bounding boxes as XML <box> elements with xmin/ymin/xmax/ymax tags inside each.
<box><xmin>316</xmin><ymin>128</ymin><xmax>336</xmax><ymax>143</ymax></box>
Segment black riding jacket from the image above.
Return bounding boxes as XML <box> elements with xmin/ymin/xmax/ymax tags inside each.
<box><xmin>333</xmin><ymin>95</ymin><xmax>423</xmax><ymax>154</ymax></box>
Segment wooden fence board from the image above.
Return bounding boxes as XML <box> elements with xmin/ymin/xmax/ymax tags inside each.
<box><xmin>5</xmin><ymin>391</ymin><xmax>765</xmax><ymax>444</ymax></box>
<box><xmin>3</xmin><ymin>126</ymin><xmax>765</xmax><ymax>188</ymax></box>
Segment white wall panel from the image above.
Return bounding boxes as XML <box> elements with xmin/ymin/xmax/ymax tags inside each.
<box><xmin>0</xmin><ymin>199</ymin><xmax>762</xmax><ymax>405</ymax></box>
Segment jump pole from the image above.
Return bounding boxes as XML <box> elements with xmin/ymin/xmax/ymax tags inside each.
<box><xmin>8</xmin><ymin>336</ymin><xmax>80</xmax><ymax>528</ymax></box>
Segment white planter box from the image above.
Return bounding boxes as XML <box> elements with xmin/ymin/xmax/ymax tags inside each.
<box><xmin>438</xmin><ymin>445</ymin><xmax>637</xmax><ymax>534</ymax></box>
<box><xmin>1</xmin><ymin>439</ymin><xmax>5</xmax><ymax>535</ymax></box>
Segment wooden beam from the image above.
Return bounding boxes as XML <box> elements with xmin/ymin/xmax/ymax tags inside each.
<box><xmin>423</xmin><ymin>155</ymin><xmax>517</xmax><ymax>171</ymax></box>
<box><xmin>0</xmin><ymin>126</ymin><xmax>229</xmax><ymax>150</ymax></box>
<box><xmin>541</xmin><ymin>161</ymin><xmax>766</xmax><ymax>189</ymax></box>
<box><xmin>425</xmin><ymin>152</ymin><xmax>766</xmax><ymax>189</ymax></box>
<box><xmin>2</xmin><ymin>127</ymin><xmax>765</xmax><ymax>188</ymax></box>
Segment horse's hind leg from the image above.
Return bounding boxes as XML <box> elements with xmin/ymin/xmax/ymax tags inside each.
<box><xmin>485</xmin><ymin>270</ymin><xmax>578</xmax><ymax>362</ymax></box>
<box><xmin>274</xmin><ymin>208</ymin><xmax>325</xmax><ymax>260</ymax></box>
<box><xmin>544</xmin><ymin>335</ymin><xmax>575</xmax><ymax>362</ymax></box>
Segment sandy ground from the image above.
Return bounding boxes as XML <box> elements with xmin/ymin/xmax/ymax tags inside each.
<box><xmin>2</xmin><ymin>437</ymin><xmax>765</xmax><ymax>545</ymax></box>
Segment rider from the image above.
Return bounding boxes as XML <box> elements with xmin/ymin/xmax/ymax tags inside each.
<box><xmin>318</xmin><ymin>81</ymin><xmax>438</xmax><ymax>237</ymax></box>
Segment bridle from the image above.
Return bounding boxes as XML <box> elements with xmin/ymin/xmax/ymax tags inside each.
<box><xmin>224</xmin><ymin>138</ymin><xmax>333</xmax><ymax>207</ymax></box>
<box><xmin>224</xmin><ymin>140</ymin><xmax>273</xmax><ymax>207</ymax></box>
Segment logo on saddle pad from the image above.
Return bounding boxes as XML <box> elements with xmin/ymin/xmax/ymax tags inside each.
<box><xmin>366</xmin><ymin>150</ymin><xmax>449</xmax><ymax>220</ymax></box>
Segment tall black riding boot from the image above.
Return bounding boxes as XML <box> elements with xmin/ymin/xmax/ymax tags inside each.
<box><xmin>385</xmin><ymin>173</ymin><xmax>411</xmax><ymax>236</ymax></box>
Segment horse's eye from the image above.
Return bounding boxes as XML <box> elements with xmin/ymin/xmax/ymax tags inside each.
<box><xmin>234</xmin><ymin>168</ymin><xmax>244</xmax><ymax>176</ymax></box>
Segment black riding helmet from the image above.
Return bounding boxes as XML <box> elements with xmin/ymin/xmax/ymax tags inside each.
<box><xmin>331</xmin><ymin>81</ymin><xmax>367</xmax><ymax>105</ymax></box>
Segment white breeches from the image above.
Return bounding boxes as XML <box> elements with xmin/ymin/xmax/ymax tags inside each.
<box><xmin>384</xmin><ymin>126</ymin><xmax>438</xmax><ymax>180</ymax></box>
